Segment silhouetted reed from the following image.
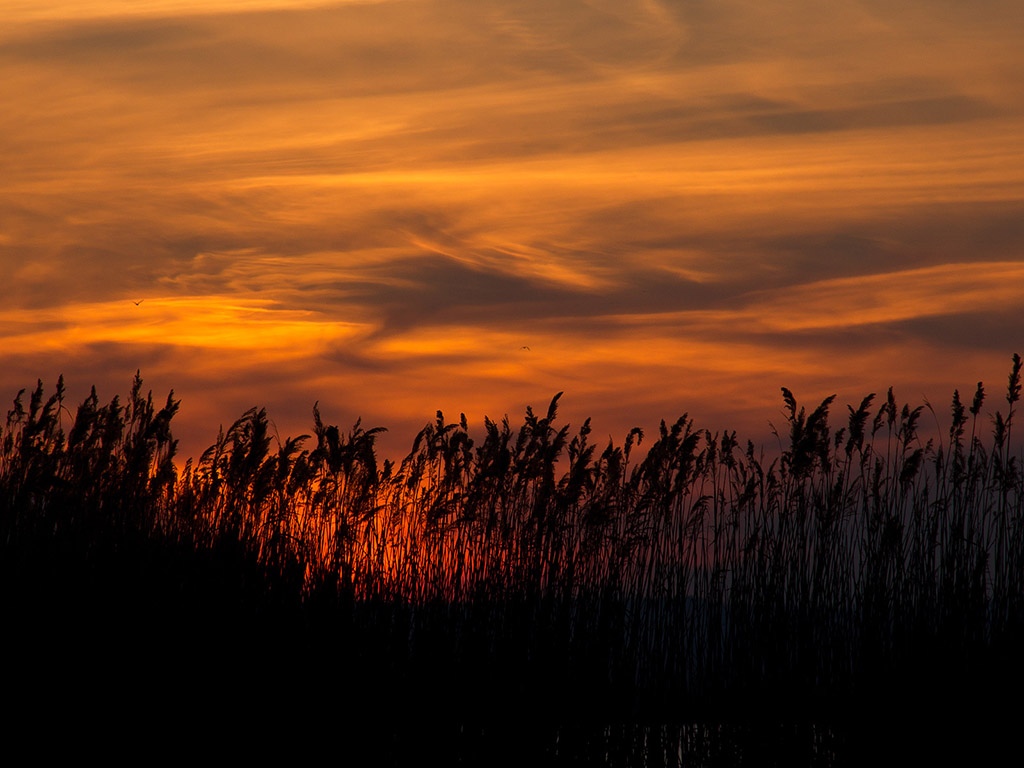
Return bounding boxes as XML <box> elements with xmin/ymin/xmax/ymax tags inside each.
<box><xmin>3</xmin><ymin>357</ymin><xmax>1022</xmax><ymax>764</ymax></box>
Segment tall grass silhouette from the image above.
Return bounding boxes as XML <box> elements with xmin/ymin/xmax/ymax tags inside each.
<box><xmin>3</xmin><ymin>357</ymin><xmax>1022</xmax><ymax>764</ymax></box>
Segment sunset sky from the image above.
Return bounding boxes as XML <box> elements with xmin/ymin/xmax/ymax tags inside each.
<box><xmin>3</xmin><ymin>0</ymin><xmax>1023</xmax><ymax>461</ymax></box>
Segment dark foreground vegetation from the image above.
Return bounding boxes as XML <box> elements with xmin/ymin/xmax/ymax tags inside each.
<box><xmin>3</xmin><ymin>356</ymin><xmax>1023</xmax><ymax>764</ymax></box>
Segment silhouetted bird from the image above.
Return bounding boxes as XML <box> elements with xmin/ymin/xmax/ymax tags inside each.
<box><xmin>133</xmin><ymin>299</ymin><xmax>144</xmax><ymax>306</ymax></box>
<box><xmin>520</xmin><ymin>345</ymin><xmax>531</xmax><ymax>350</ymax></box>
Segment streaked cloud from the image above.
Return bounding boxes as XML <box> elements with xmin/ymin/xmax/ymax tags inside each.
<box><xmin>2</xmin><ymin>0</ymin><xmax>1022</xmax><ymax>459</ymax></box>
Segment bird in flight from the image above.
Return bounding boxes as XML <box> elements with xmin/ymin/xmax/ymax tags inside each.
<box><xmin>132</xmin><ymin>299</ymin><xmax>144</xmax><ymax>306</ymax></box>
<box><xmin>520</xmin><ymin>345</ymin><xmax>531</xmax><ymax>350</ymax></box>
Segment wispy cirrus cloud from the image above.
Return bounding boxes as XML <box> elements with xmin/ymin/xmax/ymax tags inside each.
<box><xmin>2</xmin><ymin>0</ymin><xmax>1023</xmax><ymax>458</ymax></box>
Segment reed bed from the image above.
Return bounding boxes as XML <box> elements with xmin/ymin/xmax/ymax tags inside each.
<box><xmin>3</xmin><ymin>357</ymin><xmax>1022</xmax><ymax>763</ymax></box>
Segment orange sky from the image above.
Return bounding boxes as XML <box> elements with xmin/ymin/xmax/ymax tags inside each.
<box><xmin>2</xmin><ymin>0</ymin><xmax>1023</xmax><ymax>461</ymax></box>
